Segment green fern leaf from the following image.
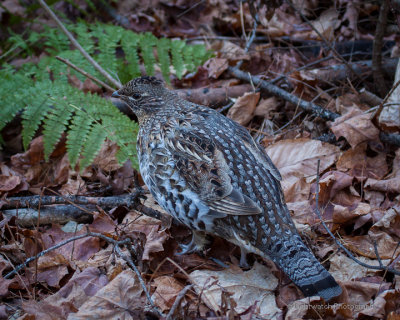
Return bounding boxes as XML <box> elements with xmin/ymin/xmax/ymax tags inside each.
<box><xmin>66</xmin><ymin>108</ymin><xmax>93</xmax><ymax>166</ymax></box>
<box><xmin>157</xmin><ymin>38</ymin><xmax>171</xmax><ymax>83</ymax></box>
<box><xmin>121</xmin><ymin>31</ymin><xmax>141</xmax><ymax>81</ymax></box>
<box><xmin>170</xmin><ymin>40</ymin><xmax>185</xmax><ymax>79</ymax></box>
<box><xmin>42</xmin><ymin>96</ymin><xmax>73</xmax><ymax>160</ymax></box>
<box><xmin>79</xmin><ymin>123</ymin><xmax>107</xmax><ymax>170</ymax></box>
<box><xmin>139</xmin><ymin>32</ymin><xmax>157</xmax><ymax>75</ymax></box>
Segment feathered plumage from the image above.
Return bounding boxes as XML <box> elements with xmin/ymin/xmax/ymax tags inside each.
<box><xmin>112</xmin><ymin>76</ymin><xmax>342</xmax><ymax>301</ymax></box>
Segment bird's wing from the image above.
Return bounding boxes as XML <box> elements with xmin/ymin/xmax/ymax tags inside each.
<box><xmin>162</xmin><ymin>126</ymin><xmax>262</xmax><ymax>217</ymax></box>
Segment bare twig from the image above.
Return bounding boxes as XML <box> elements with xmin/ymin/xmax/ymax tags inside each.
<box><xmin>4</xmin><ymin>232</ymin><xmax>90</xmax><ymax>279</ymax></box>
<box><xmin>228</xmin><ymin>64</ymin><xmax>400</xmax><ymax>146</ymax></box>
<box><xmin>4</xmin><ymin>230</ymin><xmax>164</xmax><ymax>316</ymax></box>
<box><xmin>37</xmin><ymin>0</ymin><xmax>122</xmax><ymax>89</ymax></box>
<box><xmin>287</xmin><ymin>0</ymin><xmax>363</xmax><ymax>83</ymax></box>
<box><xmin>372</xmin><ymin>0</ymin><xmax>390</xmax><ymax>96</ymax></box>
<box><xmin>236</xmin><ymin>13</ymin><xmax>258</xmax><ymax>69</ymax></box>
<box><xmin>372</xmin><ymin>77</ymin><xmax>400</xmax><ymax>122</ymax></box>
<box><xmin>314</xmin><ymin>160</ymin><xmax>400</xmax><ymax>276</ymax></box>
<box><xmin>56</xmin><ymin>56</ymin><xmax>115</xmax><ymax>92</ymax></box>
<box><xmin>166</xmin><ymin>284</ymin><xmax>194</xmax><ymax>320</ymax></box>
<box><xmin>229</xmin><ymin>66</ymin><xmax>339</xmax><ymax>121</ymax></box>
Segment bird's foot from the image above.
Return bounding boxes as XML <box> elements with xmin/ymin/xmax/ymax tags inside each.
<box><xmin>239</xmin><ymin>247</ymin><xmax>250</xmax><ymax>269</ymax></box>
<box><xmin>177</xmin><ymin>231</ymin><xmax>209</xmax><ymax>255</ymax></box>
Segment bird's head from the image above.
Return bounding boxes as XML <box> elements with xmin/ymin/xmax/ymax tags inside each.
<box><xmin>112</xmin><ymin>76</ymin><xmax>172</xmax><ymax>120</ymax></box>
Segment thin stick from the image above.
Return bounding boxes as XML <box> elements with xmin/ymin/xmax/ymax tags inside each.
<box><xmin>229</xmin><ymin>66</ymin><xmax>339</xmax><ymax>121</ymax></box>
<box><xmin>4</xmin><ymin>230</ymin><xmax>164</xmax><ymax>316</ymax></box>
<box><xmin>372</xmin><ymin>0</ymin><xmax>390</xmax><ymax>96</ymax></box>
<box><xmin>315</xmin><ymin>160</ymin><xmax>400</xmax><ymax>276</ymax></box>
<box><xmin>166</xmin><ymin>284</ymin><xmax>194</xmax><ymax>320</ymax></box>
<box><xmin>372</xmin><ymin>77</ymin><xmax>400</xmax><ymax>122</ymax></box>
<box><xmin>38</xmin><ymin>0</ymin><xmax>122</xmax><ymax>89</ymax></box>
<box><xmin>56</xmin><ymin>56</ymin><xmax>115</xmax><ymax>92</ymax></box>
<box><xmin>287</xmin><ymin>0</ymin><xmax>363</xmax><ymax>83</ymax></box>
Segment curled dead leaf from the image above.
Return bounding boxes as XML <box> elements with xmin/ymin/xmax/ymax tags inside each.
<box><xmin>151</xmin><ymin>276</ymin><xmax>185</xmax><ymax>312</ymax></box>
<box><xmin>190</xmin><ymin>262</ymin><xmax>281</xmax><ymax>319</ymax></box>
<box><xmin>227</xmin><ymin>92</ymin><xmax>260</xmax><ymax>126</ymax></box>
<box><xmin>203</xmin><ymin>58</ymin><xmax>228</xmax><ymax>79</ymax></box>
<box><xmin>330</xmin><ymin>108</ymin><xmax>380</xmax><ymax>148</ymax></box>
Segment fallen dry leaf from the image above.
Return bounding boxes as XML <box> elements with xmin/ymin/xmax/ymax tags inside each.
<box><xmin>342</xmin><ymin>230</ymin><xmax>400</xmax><ymax>259</ymax></box>
<box><xmin>22</xmin><ymin>267</ymin><xmax>109</xmax><ymax>319</ymax></box>
<box><xmin>330</xmin><ymin>107</ymin><xmax>380</xmax><ymax>148</ymax></box>
<box><xmin>332</xmin><ymin>202</ymin><xmax>370</xmax><ymax>224</ymax></box>
<box><xmin>213</xmin><ymin>41</ymin><xmax>250</xmax><ymax>62</ymax></box>
<box><xmin>358</xmin><ymin>290</ymin><xmax>400</xmax><ymax>318</ymax></box>
<box><xmin>287</xmin><ymin>200</ymin><xmax>318</xmax><ymax>226</ymax></box>
<box><xmin>336</xmin><ymin>143</ymin><xmax>388</xmax><ymax>180</ymax></box>
<box><xmin>151</xmin><ymin>276</ymin><xmax>185</xmax><ymax>312</ymax></box>
<box><xmin>329</xmin><ymin>253</ymin><xmax>389</xmax><ymax>281</ymax></box>
<box><xmin>92</xmin><ymin>139</ymin><xmax>120</xmax><ymax>172</ymax></box>
<box><xmin>266</xmin><ymin>138</ymin><xmax>341</xmax><ymax>182</ymax></box>
<box><xmin>123</xmin><ymin>209</ymin><xmax>169</xmax><ymax>260</ymax></box>
<box><xmin>203</xmin><ymin>57</ymin><xmax>229</xmax><ymax>79</ymax></box>
<box><xmin>190</xmin><ymin>262</ymin><xmax>281</xmax><ymax>319</ymax></box>
<box><xmin>68</xmin><ymin>269</ymin><xmax>144</xmax><ymax>319</ymax></box>
<box><xmin>254</xmin><ymin>96</ymin><xmax>280</xmax><ymax>118</ymax></box>
<box><xmin>285</xmin><ymin>296</ymin><xmax>342</xmax><ymax>320</ymax></box>
<box><xmin>317</xmin><ymin>170</ymin><xmax>354</xmax><ymax>206</ymax></box>
<box><xmin>227</xmin><ymin>92</ymin><xmax>260</xmax><ymax>126</ymax></box>
<box><xmin>309</xmin><ymin>8</ymin><xmax>341</xmax><ymax>41</ymax></box>
<box><xmin>340</xmin><ymin>281</ymin><xmax>387</xmax><ymax>317</ymax></box>
<box><xmin>39</xmin><ymin>225</ymin><xmax>101</xmax><ymax>262</ymax></box>
<box><xmin>379</xmin><ymin>59</ymin><xmax>400</xmax><ymax>130</ymax></box>
<box><xmin>266</xmin><ymin>138</ymin><xmax>341</xmax><ymax>202</ymax></box>
<box><xmin>0</xmin><ymin>175</ymin><xmax>21</xmax><ymax>192</ymax></box>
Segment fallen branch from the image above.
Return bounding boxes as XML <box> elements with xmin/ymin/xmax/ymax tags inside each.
<box><xmin>372</xmin><ymin>0</ymin><xmax>390</xmax><ymax>96</ymax></box>
<box><xmin>228</xmin><ymin>66</ymin><xmax>339</xmax><ymax>121</ymax></box>
<box><xmin>3</xmin><ymin>192</ymin><xmax>176</xmax><ymax>226</ymax></box>
<box><xmin>307</xmin><ymin>58</ymin><xmax>397</xmax><ymax>84</ymax></box>
<box><xmin>2</xmin><ymin>205</ymin><xmax>93</xmax><ymax>227</ymax></box>
<box><xmin>228</xmin><ymin>66</ymin><xmax>400</xmax><ymax>147</ymax></box>
<box><xmin>3</xmin><ymin>192</ymin><xmax>144</xmax><ymax>209</ymax></box>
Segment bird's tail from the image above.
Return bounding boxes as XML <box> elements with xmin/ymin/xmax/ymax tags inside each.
<box><xmin>270</xmin><ymin>235</ymin><xmax>342</xmax><ymax>301</ymax></box>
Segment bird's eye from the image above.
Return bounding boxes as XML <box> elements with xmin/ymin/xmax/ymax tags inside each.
<box><xmin>131</xmin><ymin>93</ymin><xmax>142</xmax><ymax>100</ymax></box>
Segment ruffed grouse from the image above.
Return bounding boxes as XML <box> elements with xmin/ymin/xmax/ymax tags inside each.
<box><xmin>112</xmin><ymin>76</ymin><xmax>342</xmax><ymax>301</ymax></box>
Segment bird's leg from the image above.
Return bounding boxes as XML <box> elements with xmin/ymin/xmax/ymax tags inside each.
<box><xmin>239</xmin><ymin>247</ymin><xmax>250</xmax><ymax>269</ymax></box>
<box><xmin>177</xmin><ymin>230</ymin><xmax>210</xmax><ymax>255</ymax></box>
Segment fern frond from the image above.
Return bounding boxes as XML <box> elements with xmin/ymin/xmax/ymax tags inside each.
<box><xmin>79</xmin><ymin>123</ymin><xmax>107</xmax><ymax>170</ymax></box>
<box><xmin>66</xmin><ymin>107</ymin><xmax>93</xmax><ymax>166</ymax></box>
<box><xmin>2</xmin><ymin>22</ymin><xmax>212</xmax><ymax>172</ymax></box>
<box><xmin>0</xmin><ymin>71</ymin><xmax>28</xmax><ymax>131</ymax></box>
<box><xmin>42</xmin><ymin>95</ymin><xmax>73</xmax><ymax>160</ymax></box>
<box><xmin>182</xmin><ymin>45</ymin><xmax>195</xmax><ymax>72</ymax></box>
<box><xmin>92</xmin><ymin>23</ymin><xmax>121</xmax><ymax>77</ymax></box>
<box><xmin>139</xmin><ymin>33</ymin><xmax>157</xmax><ymax>75</ymax></box>
<box><xmin>170</xmin><ymin>40</ymin><xmax>186</xmax><ymax>79</ymax></box>
<box><xmin>157</xmin><ymin>38</ymin><xmax>171</xmax><ymax>83</ymax></box>
<box><xmin>120</xmin><ymin>31</ymin><xmax>141</xmax><ymax>82</ymax></box>
<box><xmin>21</xmin><ymin>84</ymin><xmax>51</xmax><ymax>149</ymax></box>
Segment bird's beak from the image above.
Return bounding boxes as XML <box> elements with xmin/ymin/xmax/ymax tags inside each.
<box><xmin>112</xmin><ymin>91</ymin><xmax>120</xmax><ymax>98</ymax></box>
